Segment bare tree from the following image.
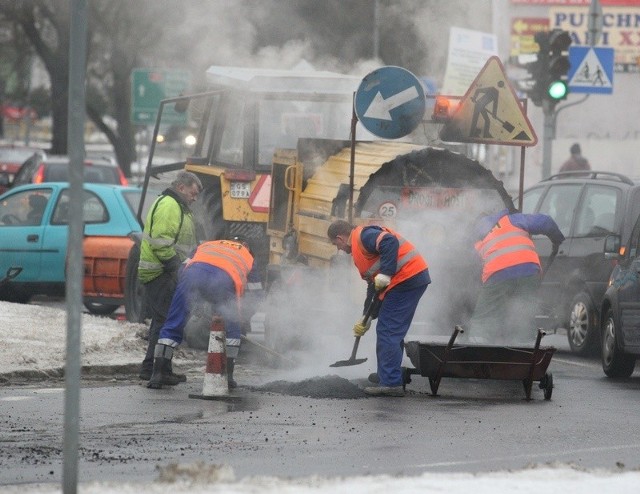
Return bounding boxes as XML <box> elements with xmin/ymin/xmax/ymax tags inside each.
<box><xmin>87</xmin><ymin>0</ymin><xmax>185</xmax><ymax>176</ymax></box>
<box><xmin>0</xmin><ymin>0</ymin><xmax>185</xmax><ymax>174</ymax></box>
<box><xmin>0</xmin><ymin>0</ymin><xmax>70</xmax><ymax>154</ymax></box>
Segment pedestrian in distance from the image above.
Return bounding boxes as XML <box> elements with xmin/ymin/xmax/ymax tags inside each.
<box><xmin>559</xmin><ymin>143</ymin><xmax>591</xmax><ymax>173</ymax></box>
<box><xmin>138</xmin><ymin>170</ymin><xmax>202</xmax><ymax>383</ymax></box>
<box><xmin>147</xmin><ymin>238</ymin><xmax>261</xmax><ymax>389</ymax></box>
<box><xmin>467</xmin><ymin>208</ymin><xmax>565</xmax><ymax>344</ymax></box>
<box><xmin>327</xmin><ymin>220</ymin><xmax>430</xmax><ymax>397</ymax></box>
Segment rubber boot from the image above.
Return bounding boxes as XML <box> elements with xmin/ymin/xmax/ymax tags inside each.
<box><xmin>227</xmin><ymin>357</ymin><xmax>237</xmax><ymax>389</ymax></box>
<box><xmin>163</xmin><ymin>359</ymin><xmax>187</xmax><ymax>383</ymax></box>
<box><xmin>147</xmin><ymin>344</ymin><xmax>182</xmax><ymax>389</ymax></box>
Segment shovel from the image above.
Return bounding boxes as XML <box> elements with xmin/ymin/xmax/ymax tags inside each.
<box><xmin>330</xmin><ymin>293</ymin><xmax>382</xmax><ymax>368</ymax></box>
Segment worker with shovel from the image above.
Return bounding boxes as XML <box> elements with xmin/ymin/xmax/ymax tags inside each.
<box><xmin>328</xmin><ymin>220</ymin><xmax>430</xmax><ymax>397</ymax></box>
<box><xmin>147</xmin><ymin>237</ymin><xmax>261</xmax><ymax>390</ymax></box>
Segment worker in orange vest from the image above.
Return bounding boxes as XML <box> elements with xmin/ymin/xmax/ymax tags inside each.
<box><xmin>147</xmin><ymin>238</ymin><xmax>261</xmax><ymax>390</ymax></box>
<box><xmin>469</xmin><ymin>209</ymin><xmax>564</xmax><ymax>344</ymax></box>
<box><xmin>328</xmin><ymin>220</ymin><xmax>430</xmax><ymax>397</ymax></box>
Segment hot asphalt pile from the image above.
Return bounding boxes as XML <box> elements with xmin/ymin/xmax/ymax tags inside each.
<box><xmin>253</xmin><ymin>374</ymin><xmax>368</xmax><ymax>399</ymax></box>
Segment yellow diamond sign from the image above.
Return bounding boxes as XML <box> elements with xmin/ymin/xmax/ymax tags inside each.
<box><xmin>440</xmin><ymin>56</ymin><xmax>537</xmax><ymax>147</ymax></box>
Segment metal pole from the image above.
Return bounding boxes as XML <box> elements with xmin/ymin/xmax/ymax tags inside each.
<box><xmin>588</xmin><ymin>0</ymin><xmax>603</xmax><ymax>47</ymax></box>
<box><xmin>348</xmin><ymin>94</ymin><xmax>357</xmax><ymax>224</ymax></box>
<box><xmin>541</xmin><ymin>100</ymin><xmax>555</xmax><ymax>179</ymax></box>
<box><xmin>518</xmin><ymin>98</ymin><xmax>528</xmax><ymax>211</ymax></box>
<box><xmin>544</xmin><ymin>0</ymin><xmax>598</xmax><ymax>176</ymax></box>
<box><xmin>64</xmin><ymin>0</ymin><xmax>87</xmax><ymax>493</ymax></box>
<box><xmin>373</xmin><ymin>0</ymin><xmax>379</xmax><ymax>60</ymax></box>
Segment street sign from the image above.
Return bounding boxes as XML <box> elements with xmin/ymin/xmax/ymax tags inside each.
<box><xmin>131</xmin><ymin>68</ymin><xmax>191</xmax><ymax>125</ymax></box>
<box><xmin>440</xmin><ymin>56</ymin><xmax>537</xmax><ymax>147</ymax></box>
<box><xmin>568</xmin><ymin>46</ymin><xmax>614</xmax><ymax>94</ymax></box>
<box><xmin>354</xmin><ymin>66</ymin><xmax>426</xmax><ymax>139</ymax></box>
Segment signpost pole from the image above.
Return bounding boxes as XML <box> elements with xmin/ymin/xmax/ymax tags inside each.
<box><xmin>348</xmin><ymin>95</ymin><xmax>357</xmax><ymax>224</ymax></box>
<box><xmin>542</xmin><ymin>99</ymin><xmax>555</xmax><ymax>179</ymax></box>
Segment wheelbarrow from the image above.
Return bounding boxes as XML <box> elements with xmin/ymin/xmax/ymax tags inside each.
<box><xmin>404</xmin><ymin>326</ymin><xmax>556</xmax><ymax>401</ymax></box>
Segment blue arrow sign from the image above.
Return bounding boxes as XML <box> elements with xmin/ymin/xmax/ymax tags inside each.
<box><xmin>355</xmin><ymin>66</ymin><xmax>426</xmax><ymax>139</ymax></box>
<box><xmin>568</xmin><ymin>46</ymin><xmax>614</xmax><ymax>95</ymax></box>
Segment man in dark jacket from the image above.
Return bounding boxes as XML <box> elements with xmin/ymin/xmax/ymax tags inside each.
<box><xmin>468</xmin><ymin>209</ymin><xmax>564</xmax><ymax>344</ymax></box>
<box><xmin>559</xmin><ymin>143</ymin><xmax>591</xmax><ymax>173</ymax></box>
<box><xmin>138</xmin><ymin>171</ymin><xmax>202</xmax><ymax>383</ymax></box>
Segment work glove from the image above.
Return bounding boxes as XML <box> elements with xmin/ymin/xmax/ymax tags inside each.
<box><xmin>162</xmin><ymin>254</ymin><xmax>182</xmax><ymax>274</ymax></box>
<box><xmin>353</xmin><ymin>317</ymin><xmax>372</xmax><ymax>337</ymax></box>
<box><xmin>373</xmin><ymin>273</ymin><xmax>391</xmax><ymax>292</ymax></box>
<box><xmin>162</xmin><ymin>254</ymin><xmax>183</xmax><ymax>282</ymax></box>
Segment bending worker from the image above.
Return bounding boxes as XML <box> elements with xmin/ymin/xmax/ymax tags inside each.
<box><xmin>468</xmin><ymin>208</ymin><xmax>564</xmax><ymax>344</ymax></box>
<box><xmin>328</xmin><ymin>220</ymin><xmax>430</xmax><ymax>397</ymax></box>
<box><xmin>147</xmin><ymin>238</ymin><xmax>261</xmax><ymax>390</ymax></box>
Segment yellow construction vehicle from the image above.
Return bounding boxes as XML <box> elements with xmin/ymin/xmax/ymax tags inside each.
<box><xmin>125</xmin><ymin>66</ymin><xmax>366</xmax><ymax>322</ymax></box>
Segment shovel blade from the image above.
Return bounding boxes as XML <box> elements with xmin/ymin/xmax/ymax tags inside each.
<box><xmin>329</xmin><ymin>357</ymin><xmax>368</xmax><ymax>368</ymax></box>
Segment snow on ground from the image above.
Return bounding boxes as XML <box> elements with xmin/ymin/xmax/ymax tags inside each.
<box><xmin>1</xmin><ymin>300</ymin><xmax>640</xmax><ymax>492</ymax></box>
<box><xmin>0</xmin><ymin>300</ymin><xmax>200</xmax><ymax>377</ymax></box>
<box><xmin>1</xmin><ymin>465</ymin><xmax>640</xmax><ymax>494</ymax></box>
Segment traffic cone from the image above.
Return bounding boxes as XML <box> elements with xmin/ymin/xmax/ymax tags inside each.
<box><xmin>189</xmin><ymin>315</ymin><xmax>239</xmax><ymax>401</ymax></box>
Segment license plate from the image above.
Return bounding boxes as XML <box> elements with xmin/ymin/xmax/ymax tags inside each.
<box><xmin>230</xmin><ymin>182</ymin><xmax>251</xmax><ymax>198</ymax></box>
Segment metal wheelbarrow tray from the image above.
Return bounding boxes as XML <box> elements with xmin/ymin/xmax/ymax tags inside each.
<box><xmin>405</xmin><ymin>326</ymin><xmax>556</xmax><ymax>401</ymax></box>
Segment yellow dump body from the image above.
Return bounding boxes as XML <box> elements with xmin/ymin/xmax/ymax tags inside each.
<box><xmin>268</xmin><ymin>141</ymin><xmax>424</xmax><ymax>269</ymax></box>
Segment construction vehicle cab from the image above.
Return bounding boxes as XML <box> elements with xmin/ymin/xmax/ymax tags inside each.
<box><xmin>125</xmin><ymin>65</ymin><xmax>372</xmax><ymax>322</ymax></box>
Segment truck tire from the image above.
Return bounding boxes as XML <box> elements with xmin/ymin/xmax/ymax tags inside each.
<box><xmin>124</xmin><ymin>243</ymin><xmax>147</xmax><ymax>323</ymax></box>
<box><xmin>196</xmin><ymin>188</ymin><xmax>225</xmax><ymax>240</ymax></box>
<box><xmin>567</xmin><ymin>291</ymin><xmax>599</xmax><ymax>356</ymax></box>
<box><xmin>601</xmin><ymin>308</ymin><xmax>636</xmax><ymax>378</ymax></box>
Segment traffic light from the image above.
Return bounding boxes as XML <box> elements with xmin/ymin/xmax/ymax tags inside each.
<box><xmin>525</xmin><ymin>29</ymin><xmax>572</xmax><ymax>109</ymax></box>
<box><xmin>546</xmin><ymin>29</ymin><xmax>572</xmax><ymax>102</ymax></box>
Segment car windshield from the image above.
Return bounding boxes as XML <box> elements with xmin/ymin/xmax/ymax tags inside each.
<box><xmin>0</xmin><ymin>148</ymin><xmax>39</xmax><ymax>164</ymax></box>
<box><xmin>121</xmin><ymin>189</ymin><xmax>144</xmax><ymax>219</ymax></box>
<box><xmin>45</xmin><ymin>162</ymin><xmax>121</xmax><ymax>184</ymax></box>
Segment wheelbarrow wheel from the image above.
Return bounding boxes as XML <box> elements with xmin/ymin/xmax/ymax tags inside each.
<box><xmin>428</xmin><ymin>376</ymin><xmax>439</xmax><ymax>396</ymax></box>
<box><xmin>522</xmin><ymin>378</ymin><xmax>533</xmax><ymax>400</ymax></box>
<box><xmin>401</xmin><ymin>367</ymin><xmax>413</xmax><ymax>391</ymax></box>
<box><xmin>539</xmin><ymin>373</ymin><xmax>553</xmax><ymax>400</ymax></box>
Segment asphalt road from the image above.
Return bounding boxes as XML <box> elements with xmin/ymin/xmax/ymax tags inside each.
<box><xmin>2</xmin><ymin>331</ymin><xmax>640</xmax><ymax>486</ymax></box>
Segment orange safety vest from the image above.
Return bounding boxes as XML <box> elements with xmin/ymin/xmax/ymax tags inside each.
<box><xmin>475</xmin><ymin>215</ymin><xmax>540</xmax><ymax>283</ymax></box>
<box><xmin>186</xmin><ymin>240</ymin><xmax>254</xmax><ymax>297</ymax></box>
<box><xmin>350</xmin><ymin>226</ymin><xmax>428</xmax><ymax>298</ymax></box>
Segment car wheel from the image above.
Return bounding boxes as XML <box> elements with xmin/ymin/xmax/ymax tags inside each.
<box><xmin>567</xmin><ymin>291</ymin><xmax>599</xmax><ymax>356</ymax></box>
<box><xmin>601</xmin><ymin>308</ymin><xmax>636</xmax><ymax>378</ymax></box>
<box><xmin>83</xmin><ymin>302</ymin><xmax>119</xmax><ymax>316</ymax></box>
<box><xmin>124</xmin><ymin>243</ymin><xmax>147</xmax><ymax>323</ymax></box>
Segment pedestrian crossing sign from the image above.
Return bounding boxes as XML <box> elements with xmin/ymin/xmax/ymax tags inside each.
<box><xmin>439</xmin><ymin>56</ymin><xmax>537</xmax><ymax>147</ymax></box>
<box><xmin>568</xmin><ymin>46</ymin><xmax>614</xmax><ymax>95</ymax></box>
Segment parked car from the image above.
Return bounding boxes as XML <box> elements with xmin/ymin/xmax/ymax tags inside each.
<box><xmin>599</xmin><ymin>215</ymin><xmax>640</xmax><ymax>377</ymax></box>
<box><xmin>0</xmin><ymin>182</ymin><xmax>142</xmax><ymax>314</ymax></box>
<box><xmin>522</xmin><ymin>171</ymin><xmax>640</xmax><ymax>355</ymax></box>
<box><xmin>0</xmin><ymin>145</ymin><xmax>46</xmax><ymax>194</ymax></box>
<box><xmin>11</xmin><ymin>154</ymin><xmax>128</xmax><ymax>188</ymax></box>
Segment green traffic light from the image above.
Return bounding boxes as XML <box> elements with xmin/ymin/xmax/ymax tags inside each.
<box><xmin>548</xmin><ymin>80</ymin><xmax>568</xmax><ymax>100</ymax></box>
